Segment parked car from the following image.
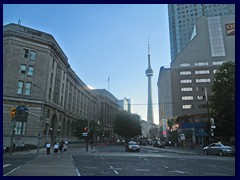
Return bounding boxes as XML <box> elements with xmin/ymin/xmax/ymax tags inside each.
<box><xmin>203</xmin><ymin>142</ymin><xmax>235</xmax><ymax>156</ymax></box>
<box><xmin>153</xmin><ymin>141</ymin><xmax>165</xmax><ymax>148</ymax></box>
<box><xmin>140</xmin><ymin>140</ymin><xmax>147</xmax><ymax>146</ymax></box>
<box><xmin>125</xmin><ymin>141</ymin><xmax>140</xmax><ymax>152</ymax></box>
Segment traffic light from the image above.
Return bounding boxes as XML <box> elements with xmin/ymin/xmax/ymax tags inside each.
<box><xmin>83</xmin><ymin>127</ymin><xmax>88</xmax><ymax>132</ymax></box>
<box><xmin>41</xmin><ymin>128</ymin><xmax>46</xmax><ymax>135</ymax></box>
<box><xmin>10</xmin><ymin>107</ymin><xmax>16</xmax><ymax>118</ymax></box>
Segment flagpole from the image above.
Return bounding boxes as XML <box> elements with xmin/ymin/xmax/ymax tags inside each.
<box><xmin>107</xmin><ymin>77</ymin><xmax>110</xmax><ymax>92</ymax></box>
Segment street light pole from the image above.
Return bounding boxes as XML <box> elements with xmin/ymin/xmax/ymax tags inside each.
<box><xmin>33</xmin><ymin>84</ymin><xmax>44</xmax><ymax>155</ymax></box>
<box><xmin>205</xmin><ymin>87</ymin><xmax>213</xmax><ymax>142</ymax></box>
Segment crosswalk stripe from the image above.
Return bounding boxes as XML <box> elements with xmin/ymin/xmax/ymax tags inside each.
<box><xmin>3</xmin><ymin>164</ymin><xmax>11</xmax><ymax>168</ymax></box>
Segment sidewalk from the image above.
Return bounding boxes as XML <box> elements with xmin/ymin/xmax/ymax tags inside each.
<box><xmin>4</xmin><ymin>144</ymin><xmax>96</xmax><ymax>176</ymax></box>
<box><xmin>145</xmin><ymin>144</ymin><xmax>203</xmax><ymax>155</ymax></box>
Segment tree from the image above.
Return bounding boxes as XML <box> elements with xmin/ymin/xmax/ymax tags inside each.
<box><xmin>113</xmin><ymin>111</ymin><xmax>142</xmax><ymax>141</ymax></box>
<box><xmin>210</xmin><ymin>61</ymin><xmax>235</xmax><ymax>142</ymax></box>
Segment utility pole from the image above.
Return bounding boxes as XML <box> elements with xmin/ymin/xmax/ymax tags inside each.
<box><xmin>33</xmin><ymin>84</ymin><xmax>45</xmax><ymax>155</ymax></box>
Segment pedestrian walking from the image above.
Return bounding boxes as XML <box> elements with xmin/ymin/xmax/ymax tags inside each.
<box><xmin>46</xmin><ymin>142</ymin><xmax>51</xmax><ymax>155</ymax></box>
<box><xmin>21</xmin><ymin>142</ymin><xmax>25</xmax><ymax>151</ymax></box>
<box><xmin>53</xmin><ymin>142</ymin><xmax>59</xmax><ymax>155</ymax></box>
<box><xmin>90</xmin><ymin>139</ymin><xmax>94</xmax><ymax>150</ymax></box>
<box><xmin>63</xmin><ymin>143</ymin><xmax>67</xmax><ymax>152</ymax></box>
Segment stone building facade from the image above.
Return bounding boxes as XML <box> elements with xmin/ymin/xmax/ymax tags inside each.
<box><xmin>3</xmin><ymin>23</ymin><xmax>119</xmax><ymax>147</ymax></box>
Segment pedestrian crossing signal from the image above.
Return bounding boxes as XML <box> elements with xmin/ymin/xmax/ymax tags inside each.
<box><xmin>10</xmin><ymin>107</ymin><xmax>16</xmax><ymax>118</ymax></box>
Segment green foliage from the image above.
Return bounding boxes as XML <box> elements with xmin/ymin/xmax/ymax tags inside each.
<box><xmin>210</xmin><ymin>61</ymin><xmax>235</xmax><ymax>140</ymax></box>
<box><xmin>113</xmin><ymin>111</ymin><xmax>142</xmax><ymax>139</ymax></box>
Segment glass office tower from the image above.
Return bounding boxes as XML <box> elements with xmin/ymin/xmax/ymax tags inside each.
<box><xmin>168</xmin><ymin>4</ymin><xmax>235</xmax><ymax>61</ymax></box>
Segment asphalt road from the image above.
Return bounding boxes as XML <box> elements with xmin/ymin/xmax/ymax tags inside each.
<box><xmin>72</xmin><ymin>144</ymin><xmax>235</xmax><ymax>176</ymax></box>
<box><xmin>3</xmin><ymin>143</ymin><xmax>235</xmax><ymax>176</ymax></box>
<box><xmin>3</xmin><ymin>154</ymin><xmax>37</xmax><ymax>175</ymax></box>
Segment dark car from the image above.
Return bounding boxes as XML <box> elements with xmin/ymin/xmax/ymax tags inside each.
<box><xmin>153</xmin><ymin>141</ymin><xmax>165</xmax><ymax>148</ymax></box>
<box><xmin>126</xmin><ymin>141</ymin><xmax>140</xmax><ymax>152</ymax></box>
<box><xmin>140</xmin><ymin>140</ymin><xmax>147</xmax><ymax>146</ymax></box>
<box><xmin>203</xmin><ymin>142</ymin><xmax>235</xmax><ymax>156</ymax></box>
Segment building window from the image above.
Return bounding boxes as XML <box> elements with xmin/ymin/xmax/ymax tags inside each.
<box><xmin>25</xmin><ymin>82</ymin><xmax>32</xmax><ymax>95</ymax></box>
<box><xmin>181</xmin><ymin>79</ymin><xmax>192</xmax><ymax>83</ymax></box>
<box><xmin>182</xmin><ymin>96</ymin><xmax>193</xmax><ymax>100</ymax></box>
<box><xmin>208</xmin><ymin>16</ymin><xmax>226</xmax><ymax>57</ymax></box>
<box><xmin>180</xmin><ymin>71</ymin><xmax>191</xmax><ymax>75</ymax></box>
<box><xmin>181</xmin><ymin>87</ymin><xmax>193</xmax><ymax>91</ymax></box>
<box><xmin>197</xmin><ymin>96</ymin><xmax>204</xmax><ymax>100</ymax></box>
<box><xmin>195</xmin><ymin>70</ymin><xmax>210</xmax><ymax>74</ymax></box>
<box><xmin>30</xmin><ymin>50</ymin><xmax>36</xmax><ymax>60</ymax></box>
<box><xmin>213</xmin><ymin>61</ymin><xmax>226</xmax><ymax>65</ymax></box>
<box><xmin>23</xmin><ymin>48</ymin><xmax>37</xmax><ymax>60</ymax></box>
<box><xmin>15</xmin><ymin>121</ymin><xmax>26</xmax><ymax>135</ymax></box>
<box><xmin>47</xmin><ymin>109</ymin><xmax>50</xmax><ymax>118</ymax></box>
<box><xmin>27</xmin><ymin>66</ymin><xmax>34</xmax><ymax>77</ymax></box>
<box><xmin>213</xmin><ymin>70</ymin><xmax>219</xmax><ymax>74</ymax></box>
<box><xmin>180</xmin><ymin>63</ymin><xmax>190</xmax><ymax>67</ymax></box>
<box><xmin>196</xmin><ymin>87</ymin><xmax>205</xmax><ymax>91</ymax></box>
<box><xmin>20</xmin><ymin>64</ymin><xmax>27</xmax><ymax>74</ymax></box>
<box><xmin>196</xmin><ymin>79</ymin><xmax>211</xmax><ymax>83</ymax></box>
<box><xmin>195</xmin><ymin>62</ymin><xmax>208</xmax><ymax>66</ymax></box>
<box><xmin>23</xmin><ymin>49</ymin><xmax>29</xmax><ymax>58</ymax></box>
<box><xmin>17</xmin><ymin>81</ymin><xmax>24</xmax><ymax>94</ymax></box>
<box><xmin>52</xmin><ymin>59</ymin><xmax>55</xmax><ymax>69</ymax></box>
<box><xmin>182</xmin><ymin>105</ymin><xmax>192</xmax><ymax>109</ymax></box>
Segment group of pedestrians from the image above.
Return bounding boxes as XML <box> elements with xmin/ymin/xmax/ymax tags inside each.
<box><xmin>45</xmin><ymin>140</ymin><xmax>68</xmax><ymax>155</ymax></box>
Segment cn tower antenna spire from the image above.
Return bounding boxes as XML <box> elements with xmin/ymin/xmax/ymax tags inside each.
<box><xmin>148</xmin><ymin>38</ymin><xmax>150</xmax><ymax>55</ymax></box>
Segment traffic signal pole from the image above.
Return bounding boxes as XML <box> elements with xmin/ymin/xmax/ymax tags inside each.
<box><xmin>9</xmin><ymin>117</ymin><xmax>15</xmax><ymax>155</ymax></box>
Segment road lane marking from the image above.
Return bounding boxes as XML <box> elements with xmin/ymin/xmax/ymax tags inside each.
<box><xmin>164</xmin><ymin>166</ymin><xmax>169</xmax><ymax>169</ymax></box>
<box><xmin>114</xmin><ymin>170</ymin><xmax>119</xmax><ymax>174</ymax></box>
<box><xmin>70</xmin><ymin>155</ymin><xmax>81</xmax><ymax>176</ymax></box>
<box><xmin>169</xmin><ymin>170</ymin><xmax>188</xmax><ymax>174</ymax></box>
<box><xmin>3</xmin><ymin>166</ymin><xmax>21</xmax><ymax>176</ymax></box>
<box><xmin>135</xmin><ymin>169</ymin><xmax>149</xmax><ymax>172</ymax></box>
<box><xmin>3</xmin><ymin>164</ymin><xmax>11</xmax><ymax>168</ymax></box>
<box><xmin>85</xmin><ymin>167</ymin><xmax>98</xmax><ymax>169</ymax></box>
<box><xmin>101</xmin><ymin>156</ymin><xmax>104</xmax><ymax>160</ymax></box>
<box><xmin>205</xmin><ymin>173</ymin><xmax>228</xmax><ymax>176</ymax></box>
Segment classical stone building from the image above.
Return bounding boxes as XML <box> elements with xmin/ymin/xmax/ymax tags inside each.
<box><xmin>3</xmin><ymin>23</ymin><xmax>105</xmax><ymax>147</ymax></box>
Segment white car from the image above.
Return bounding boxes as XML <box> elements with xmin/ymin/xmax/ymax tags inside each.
<box><xmin>203</xmin><ymin>142</ymin><xmax>235</xmax><ymax>156</ymax></box>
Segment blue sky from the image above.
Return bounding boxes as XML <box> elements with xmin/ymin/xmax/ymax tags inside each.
<box><xmin>3</xmin><ymin>4</ymin><xmax>171</xmax><ymax>124</ymax></box>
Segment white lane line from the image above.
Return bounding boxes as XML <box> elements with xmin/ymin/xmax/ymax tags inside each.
<box><xmin>3</xmin><ymin>166</ymin><xmax>21</xmax><ymax>176</ymax></box>
<box><xmin>164</xmin><ymin>166</ymin><xmax>169</xmax><ymax>169</ymax></box>
<box><xmin>135</xmin><ymin>169</ymin><xmax>149</xmax><ymax>172</ymax></box>
<box><xmin>85</xmin><ymin>167</ymin><xmax>98</xmax><ymax>169</ymax></box>
<box><xmin>70</xmin><ymin>155</ymin><xmax>81</xmax><ymax>176</ymax></box>
<box><xmin>3</xmin><ymin>164</ymin><xmax>11</xmax><ymax>168</ymax></box>
<box><xmin>205</xmin><ymin>173</ymin><xmax>228</xmax><ymax>176</ymax></box>
<box><xmin>114</xmin><ymin>170</ymin><xmax>119</xmax><ymax>174</ymax></box>
<box><xmin>109</xmin><ymin>165</ymin><xmax>113</xmax><ymax>169</ymax></box>
<box><xmin>169</xmin><ymin>170</ymin><xmax>188</xmax><ymax>174</ymax></box>
<box><xmin>101</xmin><ymin>156</ymin><xmax>104</xmax><ymax>160</ymax></box>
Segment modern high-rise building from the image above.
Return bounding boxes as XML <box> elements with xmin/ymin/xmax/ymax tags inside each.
<box><xmin>168</xmin><ymin>4</ymin><xmax>235</xmax><ymax>61</ymax></box>
<box><xmin>118</xmin><ymin>98</ymin><xmax>131</xmax><ymax>113</ymax></box>
<box><xmin>158</xmin><ymin>14</ymin><xmax>235</xmax><ymax>145</ymax></box>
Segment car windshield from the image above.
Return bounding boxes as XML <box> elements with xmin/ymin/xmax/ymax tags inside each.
<box><xmin>128</xmin><ymin>141</ymin><xmax>137</xmax><ymax>145</ymax></box>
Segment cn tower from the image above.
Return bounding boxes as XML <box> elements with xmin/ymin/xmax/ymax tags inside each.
<box><xmin>145</xmin><ymin>40</ymin><xmax>154</xmax><ymax>123</ymax></box>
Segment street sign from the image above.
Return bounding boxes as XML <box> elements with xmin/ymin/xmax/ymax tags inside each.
<box><xmin>180</xmin><ymin>133</ymin><xmax>185</xmax><ymax>140</ymax></box>
<box><xmin>82</xmin><ymin>132</ymin><xmax>88</xmax><ymax>137</ymax></box>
